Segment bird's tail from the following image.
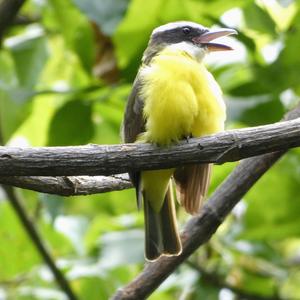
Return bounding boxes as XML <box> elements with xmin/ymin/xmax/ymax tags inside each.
<box><xmin>143</xmin><ymin>183</ymin><xmax>182</xmax><ymax>261</ymax></box>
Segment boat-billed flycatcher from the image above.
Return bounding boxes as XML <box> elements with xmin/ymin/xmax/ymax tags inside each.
<box><xmin>122</xmin><ymin>21</ymin><xmax>236</xmax><ymax>261</ymax></box>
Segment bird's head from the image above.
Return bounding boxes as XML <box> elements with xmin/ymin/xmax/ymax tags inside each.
<box><xmin>143</xmin><ymin>21</ymin><xmax>237</xmax><ymax>63</ymax></box>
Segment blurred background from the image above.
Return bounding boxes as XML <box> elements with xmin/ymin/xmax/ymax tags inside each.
<box><xmin>0</xmin><ymin>0</ymin><xmax>300</xmax><ymax>299</ymax></box>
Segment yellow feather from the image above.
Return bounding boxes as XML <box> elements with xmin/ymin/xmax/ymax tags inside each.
<box><xmin>139</xmin><ymin>46</ymin><xmax>226</xmax><ymax>212</ymax></box>
<box><xmin>141</xmin><ymin>168</ymin><xmax>174</xmax><ymax>212</ymax></box>
<box><xmin>139</xmin><ymin>46</ymin><xmax>226</xmax><ymax>145</ymax></box>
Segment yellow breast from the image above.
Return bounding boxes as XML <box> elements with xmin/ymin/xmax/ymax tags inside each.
<box><xmin>139</xmin><ymin>46</ymin><xmax>226</xmax><ymax>145</ymax></box>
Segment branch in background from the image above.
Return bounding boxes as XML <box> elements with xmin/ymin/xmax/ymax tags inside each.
<box><xmin>12</xmin><ymin>15</ymin><xmax>39</xmax><ymax>26</ymax></box>
<box><xmin>111</xmin><ymin>105</ymin><xmax>300</xmax><ymax>299</ymax></box>
<box><xmin>0</xmin><ymin>118</ymin><xmax>300</xmax><ymax>177</ymax></box>
<box><xmin>187</xmin><ymin>261</ymin><xmax>282</xmax><ymax>300</ymax></box>
<box><xmin>0</xmin><ymin>0</ymin><xmax>27</xmax><ymax>41</ymax></box>
<box><xmin>2</xmin><ymin>186</ymin><xmax>78</xmax><ymax>300</ymax></box>
<box><xmin>0</xmin><ymin>174</ymin><xmax>132</xmax><ymax>196</ymax></box>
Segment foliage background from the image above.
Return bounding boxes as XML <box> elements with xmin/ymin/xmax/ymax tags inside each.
<box><xmin>0</xmin><ymin>0</ymin><xmax>300</xmax><ymax>299</ymax></box>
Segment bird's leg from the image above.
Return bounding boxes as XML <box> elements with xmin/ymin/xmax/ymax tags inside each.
<box><xmin>184</xmin><ymin>134</ymin><xmax>192</xmax><ymax>143</ymax></box>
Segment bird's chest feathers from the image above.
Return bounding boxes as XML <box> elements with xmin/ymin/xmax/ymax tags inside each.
<box><xmin>139</xmin><ymin>48</ymin><xmax>226</xmax><ymax>145</ymax></box>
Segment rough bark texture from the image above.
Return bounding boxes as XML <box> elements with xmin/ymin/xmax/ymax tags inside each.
<box><xmin>0</xmin><ymin>174</ymin><xmax>132</xmax><ymax>196</ymax></box>
<box><xmin>111</xmin><ymin>105</ymin><xmax>300</xmax><ymax>299</ymax></box>
<box><xmin>0</xmin><ymin>118</ymin><xmax>299</xmax><ymax>177</ymax></box>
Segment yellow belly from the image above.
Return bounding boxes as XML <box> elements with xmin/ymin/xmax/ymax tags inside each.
<box><xmin>139</xmin><ymin>47</ymin><xmax>226</xmax><ymax>145</ymax></box>
<box><xmin>139</xmin><ymin>47</ymin><xmax>226</xmax><ymax>212</ymax></box>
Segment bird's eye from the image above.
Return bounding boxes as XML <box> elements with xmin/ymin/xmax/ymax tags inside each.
<box><xmin>182</xmin><ymin>27</ymin><xmax>191</xmax><ymax>34</ymax></box>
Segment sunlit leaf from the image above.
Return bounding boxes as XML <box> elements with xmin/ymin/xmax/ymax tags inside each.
<box><xmin>240</xmin><ymin>152</ymin><xmax>300</xmax><ymax>240</ymax></box>
<box><xmin>0</xmin><ymin>202</ymin><xmax>40</xmax><ymax>278</ymax></box>
<box><xmin>8</xmin><ymin>31</ymin><xmax>48</xmax><ymax>88</ymax></box>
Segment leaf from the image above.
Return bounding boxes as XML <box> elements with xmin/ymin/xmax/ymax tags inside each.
<box><xmin>0</xmin><ymin>202</ymin><xmax>40</xmax><ymax>278</ymax></box>
<box><xmin>239</xmin><ymin>269</ymin><xmax>277</xmax><ymax>298</ymax></box>
<box><xmin>239</xmin><ymin>152</ymin><xmax>300</xmax><ymax>240</ymax></box>
<box><xmin>39</xmin><ymin>194</ymin><xmax>64</xmax><ymax>222</ymax></box>
<box><xmin>47</xmin><ymin>99</ymin><xmax>95</xmax><ymax>146</ymax></box>
<box><xmin>0</xmin><ymin>51</ymin><xmax>33</xmax><ymax>142</ymax></box>
<box><xmin>77</xmin><ymin>277</ymin><xmax>111</xmax><ymax>300</ymax></box>
<box><xmin>244</xmin><ymin>3</ymin><xmax>277</xmax><ymax>37</ymax></box>
<box><xmin>72</xmin><ymin>0</ymin><xmax>129</xmax><ymax>36</ymax></box>
<box><xmin>48</xmin><ymin>0</ymin><xmax>95</xmax><ymax>73</ymax></box>
<box><xmin>226</xmin><ymin>96</ymin><xmax>284</xmax><ymax>126</ymax></box>
<box><xmin>98</xmin><ymin>230</ymin><xmax>144</xmax><ymax>267</ymax></box>
<box><xmin>8</xmin><ymin>32</ymin><xmax>48</xmax><ymax>88</ymax></box>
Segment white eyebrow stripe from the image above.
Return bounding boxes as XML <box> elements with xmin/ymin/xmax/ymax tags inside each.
<box><xmin>152</xmin><ymin>21</ymin><xmax>207</xmax><ymax>35</ymax></box>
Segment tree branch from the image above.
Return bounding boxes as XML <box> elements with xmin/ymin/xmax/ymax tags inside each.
<box><xmin>0</xmin><ymin>118</ymin><xmax>299</xmax><ymax>177</ymax></box>
<box><xmin>0</xmin><ymin>0</ymin><xmax>27</xmax><ymax>41</ymax></box>
<box><xmin>111</xmin><ymin>105</ymin><xmax>300</xmax><ymax>300</ymax></box>
<box><xmin>0</xmin><ymin>174</ymin><xmax>132</xmax><ymax>196</ymax></box>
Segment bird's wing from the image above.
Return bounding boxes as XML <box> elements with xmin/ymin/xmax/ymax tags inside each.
<box><xmin>174</xmin><ymin>164</ymin><xmax>212</xmax><ymax>215</ymax></box>
<box><xmin>122</xmin><ymin>74</ymin><xmax>145</xmax><ymax>209</ymax></box>
<box><xmin>122</xmin><ymin>75</ymin><xmax>145</xmax><ymax>143</ymax></box>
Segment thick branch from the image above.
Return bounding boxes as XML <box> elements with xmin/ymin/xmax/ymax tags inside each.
<box><xmin>111</xmin><ymin>105</ymin><xmax>300</xmax><ymax>299</ymax></box>
<box><xmin>112</xmin><ymin>152</ymin><xmax>284</xmax><ymax>299</ymax></box>
<box><xmin>0</xmin><ymin>0</ymin><xmax>27</xmax><ymax>40</ymax></box>
<box><xmin>0</xmin><ymin>118</ymin><xmax>299</xmax><ymax>176</ymax></box>
<box><xmin>0</xmin><ymin>174</ymin><xmax>132</xmax><ymax>196</ymax></box>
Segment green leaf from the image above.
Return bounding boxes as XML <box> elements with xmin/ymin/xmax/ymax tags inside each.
<box><xmin>48</xmin><ymin>0</ymin><xmax>95</xmax><ymax>73</ymax></box>
<box><xmin>0</xmin><ymin>91</ymin><xmax>33</xmax><ymax>143</ymax></box>
<box><xmin>8</xmin><ymin>32</ymin><xmax>48</xmax><ymax>88</ymax></box>
<box><xmin>227</xmin><ymin>96</ymin><xmax>284</xmax><ymax>126</ymax></box>
<box><xmin>281</xmin><ymin>270</ymin><xmax>300</xmax><ymax>299</ymax></box>
<box><xmin>244</xmin><ymin>3</ymin><xmax>277</xmax><ymax>36</ymax></box>
<box><xmin>240</xmin><ymin>269</ymin><xmax>277</xmax><ymax>298</ymax></box>
<box><xmin>39</xmin><ymin>194</ymin><xmax>64</xmax><ymax>222</ymax></box>
<box><xmin>72</xmin><ymin>0</ymin><xmax>129</xmax><ymax>36</ymax></box>
<box><xmin>239</xmin><ymin>152</ymin><xmax>300</xmax><ymax>240</ymax></box>
<box><xmin>0</xmin><ymin>51</ymin><xmax>33</xmax><ymax>142</ymax></box>
<box><xmin>47</xmin><ymin>99</ymin><xmax>95</xmax><ymax>146</ymax></box>
<box><xmin>229</xmin><ymin>80</ymin><xmax>272</xmax><ymax>97</ymax></box>
<box><xmin>0</xmin><ymin>202</ymin><xmax>40</xmax><ymax>278</ymax></box>
<box><xmin>77</xmin><ymin>277</ymin><xmax>111</xmax><ymax>300</ymax></box>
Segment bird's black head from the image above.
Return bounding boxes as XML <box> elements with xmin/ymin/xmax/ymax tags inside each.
<box><xmin>151</xmin><ymin>22</ymin><xmax>209</xmax><ymax>46</ymax></box>
<box><xmin>143</xmin><ymin>21</ymin><xmax>237</xmax><ymax>64</ymax></box>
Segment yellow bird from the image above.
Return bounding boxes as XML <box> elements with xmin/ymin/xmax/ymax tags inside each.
<box><xmin>122</xmin><ymin>21</ymin><xmax>236</xmax><ymax>261</ymax></box>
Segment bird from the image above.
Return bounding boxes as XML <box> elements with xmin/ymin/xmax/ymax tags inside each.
<box><xmin>122</xmin><ymin>21</ymin><xmax>236</xmax><ymax>261</ymax></box>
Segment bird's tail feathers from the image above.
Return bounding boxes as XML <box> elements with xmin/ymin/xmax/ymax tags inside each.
<box><xmin>143</xmin><ymin>183</ymin><xmax>182</xmax><ymax>261</ymax></box>
<box><xmin>175</xmin><ymin>164</ymin><xmax>212</xmax><ymax>215</ymax></box>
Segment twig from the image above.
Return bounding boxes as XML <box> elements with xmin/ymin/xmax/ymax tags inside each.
<box><xmin>2</xmin><ymin>186</ymin><xmax>78</xmax><ymax>300</ymax></box>
<box><xmin>0</xmin><ymin>118</ymin><xmax>299</xmax><ymax>176</ymax></box>
<box><xmin>0</xmin><ymin>174</ymin><xmax>132</xmax><ymax>196</ymax></box>
<box><xmin>0</xmin><ymin>0</ymin><xmax>27</xmax><ymax>41</ymax></box>
<box><xmin>111</xmin><ymin>105</ymin><xmax>300</xmax><ymax>300</ymax></box>
<box><xmin>12</xmin><ymin>15</ymin><xmax>39</xmax><ymax>26</ymax></box>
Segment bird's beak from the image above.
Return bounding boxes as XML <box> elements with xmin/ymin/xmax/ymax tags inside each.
<box><xmin>193</xmin><ymin>28</ymin><xmax>237</xmax><ymax>51</ymax></box>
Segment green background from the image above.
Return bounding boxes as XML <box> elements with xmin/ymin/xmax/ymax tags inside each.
<box><xmin>0</xmin><ymin>0</ymin><xmax>300</xmax><ymax>299</ymax></box>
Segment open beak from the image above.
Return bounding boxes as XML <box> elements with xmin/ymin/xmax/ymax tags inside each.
<box><xmin>193</xmin><ymin>28</ymin><xmax>237</xmax><ymax>51</ymax></box>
